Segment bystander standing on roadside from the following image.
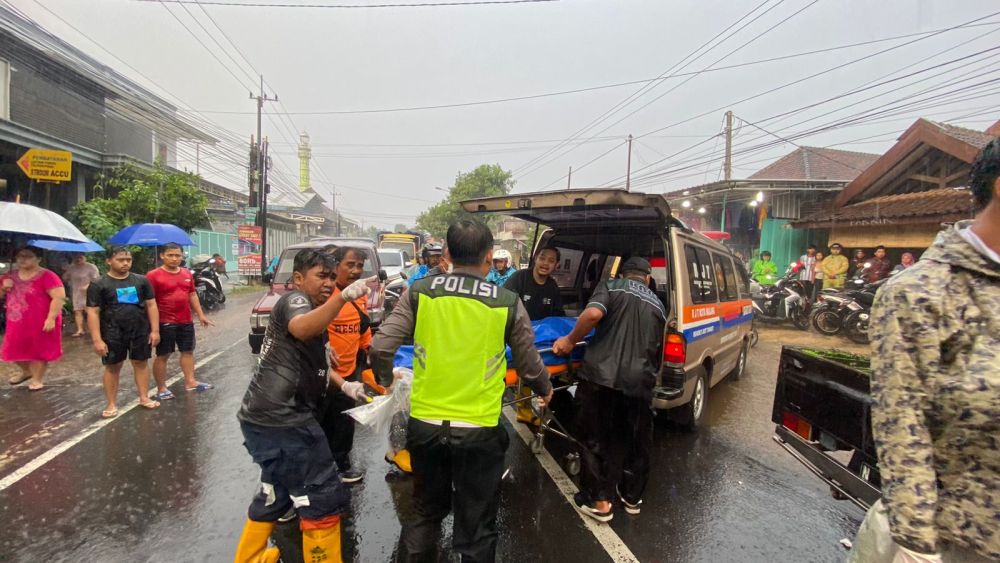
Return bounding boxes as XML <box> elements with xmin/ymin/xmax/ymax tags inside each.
<box><xmin>892</xmin><ymin>252</ymin><xmax>916</xmax><ymax>274</ymax></box>
<box><xmin>855</xmin><ymin>138</ymin><xmax>1000</xmax><ymax>563</ymax></box>
<box><xmin>63</xmin><ymin>253</ymin><xmax>99</xmax><ymax>337</ymax></box>
<box><xmin>812</xmin><ymin>251</ymin><xmax>825</xmax><ymax>301</ymax></box>
<box><xmin>821</xmin><ymin>244</ymin><xmax>849</xmax><ymax>289</ymax></box>
<box><xmin>799</xmin><ymin>245</ymin><xmax>819</xmax><ymax>296</ymax></box>
<box><xmin>849</xmin><ymin>248</ymin><xmax>868</xmax><ymax>278</ymax></box>
<box><xmin>553</xmin><ymin>257</ymin><xmax>666</xmax><ymax>522</ymax></box>
<box><xmin>864</xmin><ymin>245</ymin><xmax>893</xmax><ymax>283</ymax></box>
<box><xmin>146</xmin><ymin>243</ymin><xmax>215</xmax><ymax>401</ymax></box>
<box><xmin>87</xmin><ymin>247</ymin><xmax>161</xmax><ymax>418</ymax></box>
<box><xmin>0</xmin><ymin>246</ymin><xmax>65</xmax><ymax>391</ymax></box>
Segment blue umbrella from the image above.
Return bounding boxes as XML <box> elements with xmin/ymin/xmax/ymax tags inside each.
<box><xmin>28</xmin><ymin>238</ymin><xmax>104</xmax><ymax>252</ymax></box>
<box><xmin>108</xmin><ymin>223</ymin><xmax>194</xmax><ymax>247</ymax></box>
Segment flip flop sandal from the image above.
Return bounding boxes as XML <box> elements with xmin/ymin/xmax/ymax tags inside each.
<box><xmin>139</xmin><ymin>400</ymin><xmax>161</xmax><ymax>410</ymax></box>
<box><xmin>8</xmin><ymin>374</ymin><xmax>30</xmax><ymax>386</ymax></box>
<box><xmin>186</xmin><ymin>383</ymin><xmax>214</xmax><ymax>392</ymax></box>
<box><xmin>27</xmin><ymin>384</ymin><xmax>45</xmax><ymax>392</ymax></box>
<box><xmin>101</xmin><ymin>409</ymin><xmax>119</xmax><ymax>419</ymax></box>
<box><xmin>155</xmin><ymin>390</ymin><xmax>175</xmax><ymax>401</ymax></box>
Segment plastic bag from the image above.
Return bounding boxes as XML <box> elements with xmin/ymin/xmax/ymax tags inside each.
<box><xmin>344</xmin><ymin>368</ymin><xmax>413</xmax><ymax>446</ymax></box>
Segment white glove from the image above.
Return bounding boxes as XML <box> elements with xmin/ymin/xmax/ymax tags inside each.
<box><xmin>893</xmin><ymin>546</ymin><xmax>942</xmax><ymax>563</ymax></box>
<box><xmin>341</xmin><ymin>380</ymin><xmax>367</xmax><ymax>402</ymax></box>
<box><xmin>341</xmin><ymin>276</ymin><xmax>376</xmax><ymax>301</ymax></box>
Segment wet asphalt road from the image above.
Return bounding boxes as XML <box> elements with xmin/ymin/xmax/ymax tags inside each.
<box><xmin>0</xmin><ymin>294</ymin><xmax>866</xmax><ymax>562</ymax></box>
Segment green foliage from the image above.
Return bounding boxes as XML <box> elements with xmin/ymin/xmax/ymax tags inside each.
<box><xmin>70</xmin><ymin>162</ymin><xmax>209</xmax><ymax>272</ymax></box>
<box><xmin>416</xmin><ymin>164</ymin><xmax>514</xmax><ymax>239</ymax></box>
<box><xmin>393</xmin><ymin>223</ymin><xmax>408</xmax><ymax>233</ymax></box>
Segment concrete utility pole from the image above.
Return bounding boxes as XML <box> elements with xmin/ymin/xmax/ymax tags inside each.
<box><xmin>566</xmin><ymin>166</ymin><xmax>572</xmax><ymax>190</ymax></box>
<box><xmin>724</xmin><ymin>110</ymin><xmax>733</xmax><ymax>182</ymax></box>
<box><xmin>250</xmin><ymin>75</ymin><xmax>278</xmax><ymax>279</ymax></box>
<box><xmin>625</xmin><ymin>134</ymin><xmax>634</xmax><ymax>192</ymax></box>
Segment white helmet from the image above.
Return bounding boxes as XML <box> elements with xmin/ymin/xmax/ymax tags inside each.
<box><xmin>493</xmin><ymin>249</ymin><xmax>512</xmax><ymax>262</ymax></box>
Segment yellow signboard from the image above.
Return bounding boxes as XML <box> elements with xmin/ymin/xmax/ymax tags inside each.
<box><xmin>17</xmin><ymin>148</ymin><xmax>72</xmax><ymax>182</ymax></box>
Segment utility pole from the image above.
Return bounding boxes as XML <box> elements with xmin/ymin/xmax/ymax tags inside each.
<box><xmin>625</xmin><ymin>134</ymin><xmax>633</xmax><ymax>192</ymax></box>
<box><xmin>566</xmin><ymin>166</ymin><xmax>572</xmax><ymax>190</ymax></box>
<box><xmin>724</xmin><ymin>110</ymin><xmax>733</xmax><ymax>182</ymax></box>
<box><xmin>250</xmin><ymin>75</ymin><xmax>278</xmax><ymax>279</ymax></box>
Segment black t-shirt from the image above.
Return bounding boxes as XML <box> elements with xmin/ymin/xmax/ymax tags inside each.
<box><xmin>581</xmin><ymin>278</ymin><xmax>667</xmax><ymax>401</ymax></box>
<box><xmin>238</xmin><ymin>290</ymin><xmax>329</xmax><ymax>428</ymax></box>
<box><xmin>86</xmin><ymin>273</ymin><xmax>155</xmax><ymax>332</ymax></box>
<box><xmin>504</xmin><ymin>269</ymin><xmax>564</xmax><ymax>321</ymax></box>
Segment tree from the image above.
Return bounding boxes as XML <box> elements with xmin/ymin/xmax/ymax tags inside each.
<box><xmin>416</xmin><ymin>164</ymin><xmax>514</xmax><ymax>238</ymax></box>
<box><xmin>71</xmin><ymin>162</ymin><xmax>210</xmax><ymax>271</ymax></box>
<box><xmin>393</xmin><ymin>223</ymin><xmax>408</xmax><ymax>233</ymax></box>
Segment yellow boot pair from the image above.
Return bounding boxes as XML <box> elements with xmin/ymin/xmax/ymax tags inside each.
<box><xmin>234</xmin><ymin>519</ymin><xmax>280</xmax><ymax>563</ymax></box>
<box><xmin>235</xmin><ymin>516</ymin><xmax>343</xmax><ymax>563</ymax></box>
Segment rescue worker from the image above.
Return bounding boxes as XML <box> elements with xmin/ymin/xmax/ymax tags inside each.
<box><xmin>858</xmin><ymin>138</ymin><xmax>1000</xmax><ymax>562</ymax></box>
<box><xmin>321</xmin><ymin>246</ymin><xmax>373</xmax><ymax>484</ymax></box>
<box><xmin>751</xmin><ymin>250</ymin><xmax>778</xmax><ymax>284</ymax></box>
<box><xmin>234</xmin><ymin>249</ymin><xmax>373</xmax><ymax>563</ymax></box>
<box><xmin>371</xmin><ymin>220</ymin><xmax>552</xmax><ymax>563</ymax></box>
<box><xmin>485</xmin><ymin>249</ymin><xmax>516</xmax><ymax>287</ymax></box>
<box><xmin>406</xmin><ymin>244</ymin><xmax>443</xmax><ymax>285</ymax></box>
<box><xmin>553</xmin><ymin>257</ymin><xmax>666</xmax><ymax>522</ymax></box>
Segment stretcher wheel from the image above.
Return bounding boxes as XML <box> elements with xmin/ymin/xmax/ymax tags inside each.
<box><xmin>565</xmin><ymin>454</ymin><xmax>580</xmax><ymax>476</ymax></box>
<box><xmin>530</xmin><ymin>434</ymin><xmax>545</xmax><ymax>454</ymax></box>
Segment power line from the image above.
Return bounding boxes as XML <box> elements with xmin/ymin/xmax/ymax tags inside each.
<box><xmin>133</xmin><ymin>0</ymin><xmax>559</xmax><ymax>7</ymax></box>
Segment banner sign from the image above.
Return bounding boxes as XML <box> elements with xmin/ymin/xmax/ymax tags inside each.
<box><xmin>238</xmin><ymin>253</ymin><xmax>262</xmax><ymax>276</ymax></box>
<box><xmin>237</xmin><ymin>225</ymin><xmax>262</xmax><ymax>245</ymax></box>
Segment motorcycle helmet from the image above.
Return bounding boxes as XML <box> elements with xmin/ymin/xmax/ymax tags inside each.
<box><xmin>493</xmin><ymin>249</ymin><xmax>512</xmax><ymax>263</ymax></box>
<box><xmin>421</xmin><ymin>243</ymin><xmax>443</xmax><ymax>262</ymax></box>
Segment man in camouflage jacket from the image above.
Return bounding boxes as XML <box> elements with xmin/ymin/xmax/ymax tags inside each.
<box><xmin>869</xmin><ymin>138</ymin><xmax>1000</xmax><ymax>562</ymax></box>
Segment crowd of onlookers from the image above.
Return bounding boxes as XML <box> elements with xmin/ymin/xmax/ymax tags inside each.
<box><xmin>740</xmin><ymin>243</ymin><xmax>918</xmax><ymax>300</ymax></box>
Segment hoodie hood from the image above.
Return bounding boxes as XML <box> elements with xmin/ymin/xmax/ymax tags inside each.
<box><xmin>921</xmin><ymin>220</ymin><xmax>1000</xmax><ymax>279</ymax></box>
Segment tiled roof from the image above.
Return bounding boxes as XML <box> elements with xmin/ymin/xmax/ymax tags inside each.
<box><xmin>749</xmin><ymin>147</ymin><xmax>880</xmax><ymax>181</ymax></box>
<box><xmin>929</xmin><ymin>121</ymin><xmax>995</xmax><ymax>149</ymax></box>
<box><xmin>799</xmin><ymin>188</ymin><xmax>975</xmax><ymax>225</ymax></box>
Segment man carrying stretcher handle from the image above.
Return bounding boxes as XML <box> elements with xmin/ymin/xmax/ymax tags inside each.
<box><xmin>371</xmin><ymin>220</ymin><xmax>552</xmax><ymax>563</ymax></box>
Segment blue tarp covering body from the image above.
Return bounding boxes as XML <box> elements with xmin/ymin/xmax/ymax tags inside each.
<box><xmin>393</xmin><ymin>317</ymin><xmax>592</xmax><ymax>370</ymax></box>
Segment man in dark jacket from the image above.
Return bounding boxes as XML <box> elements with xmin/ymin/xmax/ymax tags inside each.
<box><xmin>553</xmin><ymin>257</ymin><xmax>666</xmax><ymax>523</ymax></box>
<box><xmin>864</xmin><ymin>245</ymin><xmax>893</xmax><ymax>283</ymax></box>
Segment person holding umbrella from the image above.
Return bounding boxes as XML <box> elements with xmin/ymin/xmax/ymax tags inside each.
<box><xmin>0</xmin><ymin>246</ymin><xmax>66</xmax><ymax>391</ymax></box>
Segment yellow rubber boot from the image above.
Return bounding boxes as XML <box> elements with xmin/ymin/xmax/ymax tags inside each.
<box><xmin>234</xmin><ymin>519</ymin><xmax>280</xmax><ymax>563</ymax></box>
<box><xmin>302</xmin><ymin>515</ymin><xmax>343</xmax><ymax>563</ymax></box>
<box><xmin>391</xmin><ymin>449</ymin><xmax>412</xmax><ymax>473</ymax></box>
<box><xmin>515</xmin><ymin>387</ymin><xmax>540</xmax><ymax>426</ymax></box>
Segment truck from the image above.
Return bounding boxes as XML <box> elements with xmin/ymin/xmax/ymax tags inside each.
<box><xmin>376</xmin><ymin>231</ymin><xmax>426</xmax><ymax>264</ymax></box>
<box><xmin>771</xmin><ymin>346</ymin><xmax>881</xmax><ymax>511</ymax></box>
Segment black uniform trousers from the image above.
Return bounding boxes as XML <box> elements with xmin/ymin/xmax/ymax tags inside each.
<box><xmin>319</xmin><ymin>383</ymin><xmax>357</xmax><ymax>472</ymax></box>
<box><xmin>402</xmin><ymin>417</ymin><xmax>509</xmax><ymax>563</ymax></box>
<box><xmin>575</xmin><ymin>379</ymin><xmax>653</xmax><ymax>504</ymax></box>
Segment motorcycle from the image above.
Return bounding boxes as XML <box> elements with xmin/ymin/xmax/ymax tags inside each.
<box><xmin>812</xmin><ymin>263</ymin><xmax>892</xmax><ymax>344</ymax></box>
<box><xmin>751</xmin><ymin>262</ymin><xmax>811</xmax><ymax>330</ymax></box>
<box><xmin>192</xmin><ymin>258</ymin><xmax>226</xmax><ymax>311</ymax></box>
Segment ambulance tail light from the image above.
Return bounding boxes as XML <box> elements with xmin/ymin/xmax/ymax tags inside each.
<box><xmin>663</xmin><ymin>332</ymin><xmax>686</xmax><ymax>365</ymax></box>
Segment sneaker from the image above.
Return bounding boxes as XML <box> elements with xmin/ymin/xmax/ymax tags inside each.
<box><xmin>340</xmin><ymin>468</ymin><xmax>364</xmax><ymax>484</ymax></box>
<box><xmin>616</xmin><ymin>486</ymin><xmax>642</xmax><ymax>515</ymax></box>
<box><xmin>277</xmin><ymin>507</ymin><xmax>298</xmax><ymax>522</ymax></box>
<box><xmin>573</xmin><ymin>492</ymin><xmax>613</xmax><ymax>523</ymax></box>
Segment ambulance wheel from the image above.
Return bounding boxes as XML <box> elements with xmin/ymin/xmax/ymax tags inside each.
<box><xmin>565</xmin><ymin>454</ymin><xmax>581</xmax><ymax>476</ymax></box>
<box><xmin>530</xmin><ymin>434</ymin><xmax>545</xmax><ymax>454</ymax></box>
<box><xmin>730</xmin><ymin>340</ymin><xmax>749</xmax><ymax>381</ymax></box>
<box><xmin>679</xmin><ymin>370</ymin><xmax>708</xmax><ymax>432</ymax></box>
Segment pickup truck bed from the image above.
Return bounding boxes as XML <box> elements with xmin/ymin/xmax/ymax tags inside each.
<box><xmin>771</xmin><ymin>346</ymin><xmax>881</xmax><ymax>510</ymax></box>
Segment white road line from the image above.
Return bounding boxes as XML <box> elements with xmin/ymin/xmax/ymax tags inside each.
<box><xmin>0</xmin><ymin>340</ymin><xmax>242</xmax><ymax>493</ymax></box>
<box><xmin>503</xmin><ymin>407</ymin><xmax>640</xmax><ymax>563</ymax></box>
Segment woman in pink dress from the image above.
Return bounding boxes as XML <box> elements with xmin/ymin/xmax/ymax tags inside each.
<box><xmin>1</xmin><ymin>246</ymin><xmax>66</xmax><ymax>391</ymax></box>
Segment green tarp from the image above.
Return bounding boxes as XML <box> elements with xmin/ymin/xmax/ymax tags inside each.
<box><xmin>757</xmin><ymin>218</ymin><xmax>827</xmax><ymax>271</ymax></box>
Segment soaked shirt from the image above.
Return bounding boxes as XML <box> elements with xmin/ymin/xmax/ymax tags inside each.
<box><xmin>238</xmin><ymin>290</ymin><xmax>329</xmax><ymax>428</ymax></box>
<box><xmin>870</xmin><ymin>222</ymin><xmax>1000</xmax><ymax>559</ymax></box>
<box><xmin>86</xmin><ymin>274</ymin><xmax>154</xmax><ymax>332</ymax></box>
<box><xmin>581</xmin><ymin>278</ymin><xmax>666</xmax><ymax>401</ymax></box>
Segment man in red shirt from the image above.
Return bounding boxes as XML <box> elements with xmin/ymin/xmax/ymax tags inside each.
<box><xmin>146</xmin><ymin>243</ymin><xmax>214</xmax><ymax>400</ymax></box>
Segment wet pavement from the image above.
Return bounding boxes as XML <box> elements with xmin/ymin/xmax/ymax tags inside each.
<box><xmin>0</xmin><ymin>296</ymin><xmax>867</xmax><ymax>562</ymax></box>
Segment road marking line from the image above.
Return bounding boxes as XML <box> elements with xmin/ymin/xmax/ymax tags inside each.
<box><xmin>0</xmin><ymin>340</ymin><xmax>242</xmax><ymax>493</ymax></box>
<box><xmin>503</xmin><ymin>407</ymin><xmax>639</xmax><ymax>563</ymax></box>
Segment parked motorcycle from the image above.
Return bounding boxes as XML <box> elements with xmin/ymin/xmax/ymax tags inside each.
<box><xmin>192</xmin><ymin>259</ymin><xmax>226</xmax><ymax>311</ymax></box>
<box><xmin>811</xmin><ymin>263</ymin><xmax>892</xmax><ymax>343</ymax></box>
<box><xmin>751</xmin><ymin>262</ymin><xmax>811</xmax><ymax>330</ymax></box>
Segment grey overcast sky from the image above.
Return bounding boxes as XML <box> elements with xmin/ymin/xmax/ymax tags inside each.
<box><xmin>11</xmin><ymin>0</ymin><xmax>1000</xmax><ymax>228</ymax></box>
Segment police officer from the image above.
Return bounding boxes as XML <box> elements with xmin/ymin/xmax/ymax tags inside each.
<box><xmin>371</xmin><ymin>220</ymin><xmax>552</xmax><ymax>563</ymax></box>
